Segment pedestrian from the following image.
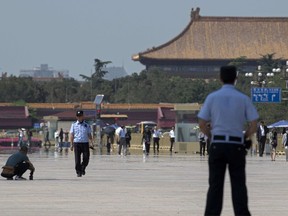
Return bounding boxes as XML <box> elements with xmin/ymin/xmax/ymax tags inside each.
<box><xmin>118</xmin><ymin>125</ymin><xmax>127</xmax><ymax>156</ymax></box>
<box><xmin>106</xmin><ymin>133</ymin><xmax>114</xmax><ymax>154</ymax></box>
<box><xmin>64</xmin><ymin>130</ymin><xmax>69</xmax><ymax>152</ymax></box>
<box><xmin>169</xmin><ymin>126</ymin><xmax>175</xmax><ymax>153</ymax></box>
<box><xmin>1</xmin><ymin>146</ymin><xmax>35</xmax><ymax>180</ymax></box>
<box><xmin>70</xmin><ymin>110</ymin><xmax>94</xmax><ymax>177</ymax></box>
<box><xmin>125</xmin><ymin>128</ymin><xmax>132</xmax><ymax>155</ymax></box>
<box><xmin>115</xmin><ymin>126</ymin><xmax>121</xmax><ymax>146</ymax></box>
<box><xmin>142</xmin><ymin>126</ymin><xmax>152</xmax><ymax>155</ymax></box>
<box><xmin>17</xmin><ymin>128</ymin><xmax>24</xmax><ymax>147</ymax></box>
<box><xmin>198</xmin><ymin>65</ymin><xmax>259</xmax><ymax>216</ymax></box>
<box><xmin>27</xmin><ymin>129</ymin><xmax>33</xmax><ymax>147</ymax></box>
<box><xmin>59</xmin><ymin>128</ymin><xmax>64</xmax><ymax>152</ymax></box>
<box><xmin>257</xmin><ymin>120</ymin><xmax>269</xmax><ymax>157</ymax></box>
<box><xmin>54</xmin><ymin>129</ymin><xmax>59</xmax><ymax>149</ymax></box>
<box><xmin>269</xmin><ymin>127</ymin><xmax>277</xmax><ymax>161</ymax></box>
<box><xmin>152</xmin><ymin>126</ymin><xmax>161</xmax><ymax>154</ymax></box>
<box><xmin>44</xmin><ymin>127</ymin><xmax>51</xmax><ymax>149</ymax></box>
<box><xmin>198</xmin><ymin>131</ymin><xmax>206</xmax><ymax>156</ymax></box>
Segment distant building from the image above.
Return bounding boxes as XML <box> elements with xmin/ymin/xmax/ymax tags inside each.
<box><xmin>103</xmin><ymin>66</ymin><xmax>128</xmax><ymax>80</ymax></box>
<box><xmin>132</xmin><ymin>7</ymin><xmax>288</xmax><ymax>78</ymax></box>
<box><xmin>0</xmin><ymin>106</ymin><xmax>32</xmax><ymax>129</ymax></box>
<box><xmin>19</xmin><ymin>64</ymin><xmax>69</xmax><ymax>80</ymax></box>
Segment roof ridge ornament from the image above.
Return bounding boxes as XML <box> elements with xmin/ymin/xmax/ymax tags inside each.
<box><xmin>191</xmin><ymin>7</ymin><xmax>200</xmax><ymax>20</ymax></box>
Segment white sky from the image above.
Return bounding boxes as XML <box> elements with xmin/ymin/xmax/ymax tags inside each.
<box><xmin>0</xmin><ymin>0</ymin><xmax>288</xmax><ymax>79</ymax></box>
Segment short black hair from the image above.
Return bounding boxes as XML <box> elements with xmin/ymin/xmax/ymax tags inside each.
<box><xmin>20</xmin><ymin>146</ymin><xmax>28</xmax><ymax>153</ymax></box>
<box><xmin>76</xmin><ymin>110</ymin><xmax>84</xmax><ymax>116</ymax></box>
<box><xmin>220</xmin><ymin>66</ymin><xmax>237</xmax><ymax>84</ymax></box>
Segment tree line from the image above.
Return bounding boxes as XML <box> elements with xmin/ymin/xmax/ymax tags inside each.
<box><xmin>0</xmin><ymin>68</ymin><xmax>221</xmax><ymax>104</ymax></box>
<box><xmin>1</xmin><ymin>55</ymin><xmax>288</xmax><ymax>124</ymax></box>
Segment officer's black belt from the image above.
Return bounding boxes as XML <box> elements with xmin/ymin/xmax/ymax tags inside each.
<box><xmin>213</xmin><ymin>135</ymin><xmax>242</xmax><ymax>142</ymax></box>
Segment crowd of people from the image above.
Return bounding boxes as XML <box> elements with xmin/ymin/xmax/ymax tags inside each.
<box><xmin>256</xmin><ymin>121</ymin><xmax>288</xmax><ymax>162</ymax></box>
<box><xmin>54</xmin><ymin>128</ymin><xmax>70</xmax><ymax>152</ymax></box>
<box><xmin>197</xmin><ymin>118</ymin><xmax>288</xmax><ymax>162</ymax></box>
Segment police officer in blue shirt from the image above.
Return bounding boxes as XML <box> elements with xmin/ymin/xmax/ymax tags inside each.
<box><xmin>70</xmin><ymin>110</ymin><xmax>94</xmax><ymax>177</ymax></box>
<box><xmin>198</xmin><ymin>66</ymin><xmax>259</xmax><ymax>216</ymax></box>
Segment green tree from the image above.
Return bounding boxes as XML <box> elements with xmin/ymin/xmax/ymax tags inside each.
<box><xmin>0</xmin><ymin>76</ymin><xmax>47</xmax><ymax>102</ymax></box>
<box><xmin>258</xmin><ymin>53</ymin><xmax>283</xmax><ymax>73</ymax></box>
<box><xmin>79</xmin><ymin>58</ymin><xmax>112</xmax><ymax>100</ymax></box>
<box><xmin>79</xmin><ymin>58</ymin><xmax>112</xmax><ymax>81</ymax></box>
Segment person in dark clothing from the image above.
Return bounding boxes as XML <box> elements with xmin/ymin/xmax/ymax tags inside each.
<box><xmin>44</xmin><ymin>128</ymin><xmax>51</xmax><ymax>149</ymax></box>
<box><xmin>198</xmin><ymin>131</ymin><xmax>206</xmax><ymax>156</ymax></box>
<box><xmin>106</xmin><ymin>133</ymin><xmax>114</xmax><ymax>154</ymax></box>
<box><xmin>269</xmin><ymin>127</ymin><xmax>277</xmax><ymax>161</ymax></box>
<box><xmin>142</xmin><ymin>126</ymin><xmax>152</xmax><ymax>155</ymax></box>
<box><xmin>1</xmin><ymin>146</ymin><xmax>35</xmax><ymax>180</ymax></box>
<box><xmin>257</xmin><ymin>121</ymin><xmax>269</xmax><ymax>157</ymax></box>
<box><xmin>59</xmin><ymin>128</ymin><xmax>64</xmax><ymax>152</ymax></box>
<box><xmin>125</xmin><ymin>129</ymin><xmax>131</xmax><ymax>155</ymax></box>
<box><xmin>169</xmin><ymin>126</ymin><xmax>175</xmax><ymax>153</ymax></box>
<box><xmin>152</xmin><ymin>126</ymin><xmax>161</xmax><ymax>154</ymax></box>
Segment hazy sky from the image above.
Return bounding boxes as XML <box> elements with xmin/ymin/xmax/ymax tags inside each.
<box><xmin>1</xmin><ymin>0</ymin><xmax>288</xmax><ymax>79</ymax></box>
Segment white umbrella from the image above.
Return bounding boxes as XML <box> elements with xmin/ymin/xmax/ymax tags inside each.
<box><xmin>267</xmin><ymin>120</ymin><xmax>288</xmax><ymax>128</ymax></box>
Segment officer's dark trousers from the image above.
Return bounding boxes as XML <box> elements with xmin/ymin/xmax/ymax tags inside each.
<box><xmin>74</xmin><ymin>143</ymin><xmax>90</xmax><ymax>174</ymax></box>
<box><xmin>205</xmin><ymin>143</ymin><xmax>251</xmax><ymax>216</ymax></box>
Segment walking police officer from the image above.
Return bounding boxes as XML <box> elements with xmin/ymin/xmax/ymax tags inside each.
<box><xmin>198</xmin><ymin>66</ymin><xmax>259</xmax><ymax>216</ymax></box>
<box><xmin>70</xmin><ymin>110</ymin><xmax>94</xmax><ymax>177</ymax></box>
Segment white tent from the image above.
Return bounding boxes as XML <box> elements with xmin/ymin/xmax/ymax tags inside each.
<box><xmin>267</xmin><ymin>120</ymin><xmax>288</xmax><ymax>128</ymax></box>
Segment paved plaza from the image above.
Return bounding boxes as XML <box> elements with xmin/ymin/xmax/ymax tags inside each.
<box><xmin>1</xmin><ymin>148</ymin><xmax>288</xmax><ymax>216</ymax></box>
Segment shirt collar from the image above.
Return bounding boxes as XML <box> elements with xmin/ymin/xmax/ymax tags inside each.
<box><xmin>222</xmin><ymin>84</ymin><xmax>235</xmax><ymax>89</ymax></box>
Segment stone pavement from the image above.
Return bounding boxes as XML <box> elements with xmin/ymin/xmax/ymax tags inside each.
<box><xmin>0</xmin><ymin>149</ymin><xmax>288</xmax><ymax>216</ymax></box>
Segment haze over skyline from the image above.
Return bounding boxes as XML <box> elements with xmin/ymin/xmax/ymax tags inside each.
<box><xmin>1</xmin><ymin>0</ymin><xmax>288</xmax><ymax>80</ymax></box>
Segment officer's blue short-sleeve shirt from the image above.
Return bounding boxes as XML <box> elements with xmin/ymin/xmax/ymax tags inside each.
<box><xmin>198</xmin><ymin>85</ymin><xmax>259</xmax><ymax>137</ymax></box>
<box><xmin>70</xmin><ymin>121</ymin><xmax>91</xmax><ymax>143</ymax></box>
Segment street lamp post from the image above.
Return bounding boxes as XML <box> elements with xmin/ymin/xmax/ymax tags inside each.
<box><xmin>94</xmin><ymin>94</ymin><xmax>104</xmax><ymax>149</ymax></box>
<box><xmin>245</xmin><ymin>65</ymin><xmax>275</xmax><ymax>87</ymax></box>
<box><xmin>245</xmin><ymin>61</ymin><xmax>288</xmax><ymax>102</ymax></box>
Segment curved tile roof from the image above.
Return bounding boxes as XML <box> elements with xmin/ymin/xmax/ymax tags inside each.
<box><xmin>133</xmin><ymin>8</ymin><xmax>288</xmax><ymax>61</ymax></box>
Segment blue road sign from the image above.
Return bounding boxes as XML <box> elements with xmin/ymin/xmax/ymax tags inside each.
<box><xmin>251</xmin><ymin>87</ymin><xmax>281</xmax><ymax>103</ymax></box>
<box><xmin>33</xmin><ymin>123</ymin><xmax>41</xmax><ymax>129</ymax></box>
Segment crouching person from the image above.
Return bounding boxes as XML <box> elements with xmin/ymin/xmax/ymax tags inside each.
<box><xmin>1</xmin><ymin>146</ymin><xmax>35</xmax><ymax>180</ymax></box>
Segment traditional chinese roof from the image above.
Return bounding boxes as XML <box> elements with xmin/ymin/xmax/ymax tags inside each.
<box><xmin>132</xmin><ymin>7</ymin><xmax>288</xmax><ymax>62</ymax></box>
